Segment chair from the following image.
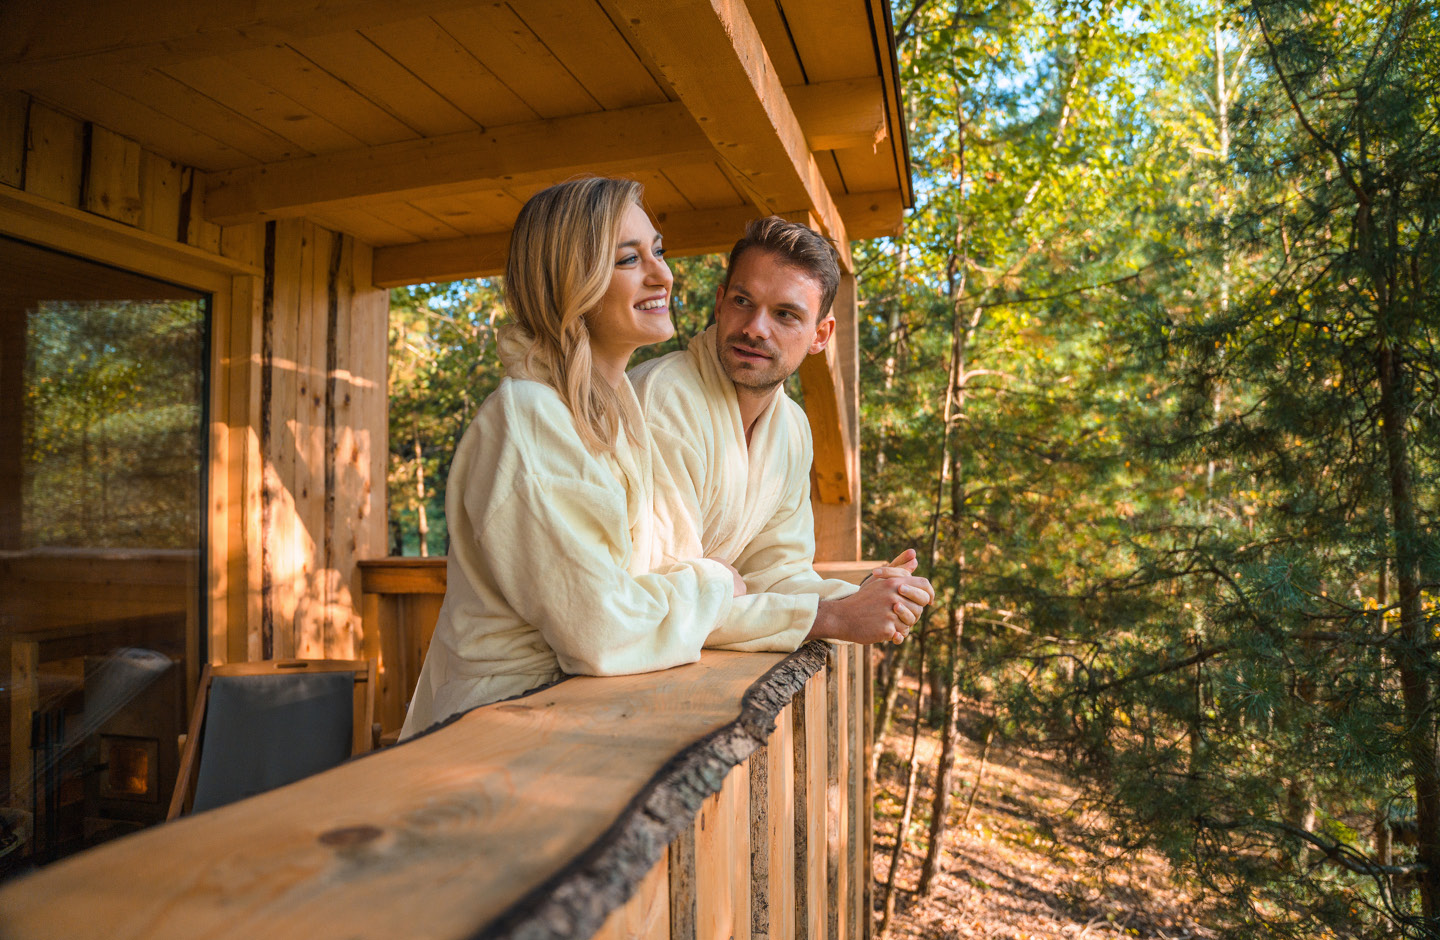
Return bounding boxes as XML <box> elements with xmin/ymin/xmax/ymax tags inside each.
<box><xmin>167</xmin><ymin>659</ymin><xmax>377</xmax><ymax>819</ymax></box>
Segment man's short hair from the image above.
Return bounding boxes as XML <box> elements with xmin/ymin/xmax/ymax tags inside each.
<box><xmin>724</xmin><ymin>217</ymin><xmax>842</xmax><ymax>320</ymax></box>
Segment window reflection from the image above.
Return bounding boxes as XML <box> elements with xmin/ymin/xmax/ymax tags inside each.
<box><xmin>0</xmin><ymin>236</ymin><xmax>207</xmax><ymax>876</ymax></box>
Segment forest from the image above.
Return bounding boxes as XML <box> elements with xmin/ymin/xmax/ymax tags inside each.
<box><xmin>386</xmin><ymin>0</ymin><xmax>1439</xmax><ymax>936</ymax></box>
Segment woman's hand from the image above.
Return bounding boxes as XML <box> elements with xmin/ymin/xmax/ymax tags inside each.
<box><xmin>712</xmin><ymin>559</ymin><xmax>747</xmax><ymax>597</ymax></box>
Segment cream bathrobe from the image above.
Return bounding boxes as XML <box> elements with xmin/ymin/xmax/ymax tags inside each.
<box><xmin>400</xmin><ymin>369</ymin><xmax>745</xmax><ymax>739</ymax></box>
<box><xmin>631</xmin><ymin>327</ymin><xmax>860</xmax><ymax>645</ymax></box>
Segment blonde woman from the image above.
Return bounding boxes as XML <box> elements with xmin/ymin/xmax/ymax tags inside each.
<box><xmin>400</xmin><ymin>178</ymin><xmax>757</xmax><ymax>738</ymax></box>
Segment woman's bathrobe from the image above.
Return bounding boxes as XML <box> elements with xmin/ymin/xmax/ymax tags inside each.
<box><xmin>399</xmin><ymin>371</ymin><xmax>793</xmax><ymax>739</ymax></box>
<box><xmin>630</xmin><ymin>327</ymin><xmax>860</xmax><ymax>646</ymax></box>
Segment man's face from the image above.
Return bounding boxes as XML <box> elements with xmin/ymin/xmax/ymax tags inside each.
<box><xmin>714</xmin><ymin>249</ymin><xmax>834</xmax><ymax>393</ymax></box>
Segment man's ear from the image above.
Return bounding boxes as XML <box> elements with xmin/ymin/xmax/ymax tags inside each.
<box><xmin>809</xmin><ymin>312</ymin><xmax>836</xmax><ymax>355</ymax></box>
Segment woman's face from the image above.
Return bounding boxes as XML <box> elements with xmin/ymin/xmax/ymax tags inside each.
<box><xmin>587</xmin><ymin>202</ymin><xmax>674</xmax><ymax>384</ymax></box>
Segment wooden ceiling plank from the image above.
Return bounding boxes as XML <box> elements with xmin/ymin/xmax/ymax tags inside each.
<box><xmin>433</xmin><ymin>5</ymin><xmax>599</xmax><ymax>119</ymax></box>
<box><xmin>310</xmin><ymin>206</ymin><xmax>422</xmax><ymax>247</ymax></box>
<box><xmin>372</xmin><ymin>203</ymin><xmax>760</xmax><ymax>287</ymax></box>
<box><xmin>509</xmin><ymin>0</ymin><xmax>668</xmax><ymax>111</ymax></box>
<box><xmin>632</xmin><ymin>170</ymin><xmax>693</xmax><ymax>214</ymax></box>
<box><xmin>660</xmin><ymin>163</ymin><xmax>749</xmax><ymax>211</ymax></box>
<box><xmin>833</xmin><ymin>190</ymin><xmax>903</xmax><ymax>240</ymax></box>
<box><xmin>0</xmin><ymin>0</ymin><xmax>486</xmax><ymax>89</ymax></box>
<box><xmin>287</xmin><ymin>32</ymin><xmax>480</xmax><ymax>139</ymax></box>
<box><xmin>408</xmin><ymin>190</ymin><xmax>525</xmax><ymax>236</ymax></box>
<box><xmin>162</xmin><ymin>58</ymin><xmax>364</xmax><ymax>156</ymax></box>
<box><xmin>203</xmin><ymin>102</ymin><xmax>716</xmax><ymax>225</ymax></box>
<box><xmin>106</xmin><ymin>68</ymin><xmax>303</xmax><ymax>165</ymax></box>
<box><xmin>361</xmin><ymin>18</ymin><xmax>538</xmax><ymax>128</ymax></box>
<box><xmin>226</xmin><ymin>44</ymin><xmax>417</xmax><ymax>147</ymax></box>
<box><xmin>775</xmin><ymin>0</ymin><xmax>877</xmax><ymax>83</ymax></box>
<box><xmin>596</xmin><ymin>0</ymin><xmax>851</xmax><ymax>271</ymax></box>
<box><xmin>741</xmin><ymin>0</ymin><xmax>808</xmax><ymax>86</ymax></box>
<box><xmin>833</xmin><ymin>148</ymin><xmax>899</xmax><ymax>199</ymax></box>
<box><xmin>375</xmin><ymin>201</ymin><xmax>468</xmax><ymax>241</ymax></box>
<box><xmin>26</xmin><ymin>77</ymin><xmax>251</xmax><ymax>171</ymax></box>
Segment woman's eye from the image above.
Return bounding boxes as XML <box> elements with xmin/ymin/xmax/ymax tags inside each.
<box><xmin>655</xmin><ymin>247</ymin><xmax>667</xmax><ymax>259</ymax></box>
<box><xmin>617</xmin><ymin>254</ymin><xmax>639</xmax><ymax>266</ymax></box>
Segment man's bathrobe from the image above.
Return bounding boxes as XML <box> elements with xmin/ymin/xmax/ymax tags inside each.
<box><xmin>630</xmin><ymin>327</ymin><xmax>860</xmax><ymax>644</ymax></box>
<box><xmin>400</xmin><ymin>372</ymin><xmax>786</xmax><ymax>739</ymax></box>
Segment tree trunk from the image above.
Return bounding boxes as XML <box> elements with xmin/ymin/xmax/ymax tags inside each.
<box><xmin>880</xmin><ymin>633</ymin><xmax>929</xmax><ymax>937</ymax></box>
<box><xmin>872</xmin><ymin>644</ymin><xmax>906</xmax><ymax>780</ymax></box>
<box><xmin>412</xmin><ymin>421</ymin><xmax>429</xmax><ymax>558</ymax></box>
<box><xmin>919</xmin><ymin>599</ymin><xmax>965</xmax><ymax>895</ymax></box>
<box><xmin>1377</xmin><ymin>344</ymin><xmax>1439</xmax><ymax>915</ymax></box>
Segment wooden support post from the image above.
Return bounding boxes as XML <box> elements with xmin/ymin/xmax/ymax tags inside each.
<box><xmin>850</xmin><ymin>645</ymin><xmax>865</xmax><ymax>939</ymax></box>
<box><xmin>812</xmin><ymin>272</ymin><xmax>861</xmax><ymax>559</ymax></box>
<box><xmin>827</xmin><ymin>643</ymin><xmax>850</xmax><ymax>940</ymax></box>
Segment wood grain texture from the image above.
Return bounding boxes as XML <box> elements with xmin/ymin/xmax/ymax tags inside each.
<box><xmin>597</xmin><ymin>0</ymin><xmax>852</xmax><ymax>269</ymax></box>
<box><xmin>83</xmin><ymin>125</ymin><xmax>144</xmax><ymax>225</ymax></box>
<box><xmin>811</xmin><ymin>272</ymin><xmax>861</xmax><ymax>551</ymax></box>
<box><xmin>203</xmin><ymin>103</ymin><xmax>714</xmax><ymax>225</ymax></box>
<box><xmin>2</xmin><ymin>646</ymin><xmax>828</xmax><ymax>939</ymax></box>
<box><xmin>695</xmin><ymin>762</ymin><xmax>750</xmax><ymax>940</ymax></box>
<box><xmin>23</xmin><ymin>102</ymin><xmax>83</xmax><ymax>207</ymax></box>
<box><xmin>594</xmin><ymin>848</ymin><xmax>670</xmax><ymax>940</ymax></box>
<box><xmin>794</xmin><ymin>670</ymin><xmax>829</xmax><ymax>940</ymax></box>
<box><xmin>827</xmin><ymin>643</ymin><xmax>851</xmax><ymax>940</ymax></box>
<box><xmin>0</xmin><ymin>90</ymin><xmax>27</xmax><ymax>187</ymax></box>
<box><xmin>669</xmin><ymin>817</ymin><xmax>698</xmax><ymax>940</ymax></box>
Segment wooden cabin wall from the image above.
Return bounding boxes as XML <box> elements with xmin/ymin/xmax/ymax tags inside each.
<box><xmin>0</xmin><ymin>92</ymin><xmax>388</xmax><ymax>667</ymax></box>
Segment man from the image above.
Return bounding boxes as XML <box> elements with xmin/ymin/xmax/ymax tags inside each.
<box><xmin>632</xmin><ymin>216</ymin><xmax>932</xmax><ymax>648</ymax></box>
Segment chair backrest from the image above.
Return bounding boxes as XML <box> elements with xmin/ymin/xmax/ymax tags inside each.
<box><xmin>168</xmin><ymin>659</ymin><xmax>376</xmax><ymax>819</ymax></box>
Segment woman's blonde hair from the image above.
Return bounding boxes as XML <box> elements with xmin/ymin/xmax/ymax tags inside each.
<box><xmin>499</xmin><ymin>177</ymin><xmax>645</xmax><ymax>454</ymax></box>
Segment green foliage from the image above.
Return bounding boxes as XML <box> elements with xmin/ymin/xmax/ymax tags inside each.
<box><xmin>867</xmin><ymin>0</ymin><xmax>1439</xmax><ymax>935</ymax></box>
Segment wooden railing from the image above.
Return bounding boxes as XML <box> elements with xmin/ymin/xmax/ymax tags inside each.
<box><xmin>3</xmin><ymin>561</ymin><xmax>876</xmax><ymax>939</ymax></box>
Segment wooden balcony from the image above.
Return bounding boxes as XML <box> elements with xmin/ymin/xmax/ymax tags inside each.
<box><xmin>2</xmin><ymin>559</ymin><xmax>877</xmax><ymax>938</ymax></box>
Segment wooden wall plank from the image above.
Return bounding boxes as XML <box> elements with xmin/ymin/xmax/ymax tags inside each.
<box><xmin>111</xmin><ymin>68</ymin><xmax>300</xmax><ymax>165</ymax></box>
<box><xmin>827</xmin><ymin>642</ymin><xmax>850</xmax><ymax>940</ymax></box>
<box><xmin>862</xmin><ymin>647</ymin><xmax>875</xmax><ymax>939</ymax></box>
<box><xmin>348</xmin><ymin>240</ymin><xmax>390</xmax><ymax>658</ymax></box>
<box><xmin>84</xmin><ymin>125</ymin><xmax>143</xmax><ymax>225</ymax></box>
<box><xmin>594</xmin><ymin>847</ymin><xmax>670</xmax><ymax>940</ymax></box>
<box><xmin>264</xmin><ymin>218</ymin><xmax>304</xmax><ymax>659</ymax></box>
<box><xmin>293</xmin><ymin>223</ymin><xmax>328</xmax><ymax>658</ymax></box>
<box><xmin>696</xmin><ymin>762</ymin><xmax>751</xmax><ymax>940</ymax></box>
<box><xmin>0</xmin><ymin>91</ymin><xmax>28</xmax><ymax>188</ymax></box>
<box><xmin>141</xmin><ymin>150</ymin><xmax>184</xmax><ymax>239</ymax></box>
<box><xmin>23</xmin><ymin>102</ymin><xmax>83</xmax><ymax>206</ymax></box>
<box><xmin>7</xmin><ymin>641</ymin><xmax>37</xmax><ymax>812</ymax></box>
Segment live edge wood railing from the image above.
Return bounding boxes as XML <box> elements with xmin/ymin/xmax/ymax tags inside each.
<box><xmin>1</xmin><ymin>563</ymin><xmax>877</xmax><ymax>940</ymax></box>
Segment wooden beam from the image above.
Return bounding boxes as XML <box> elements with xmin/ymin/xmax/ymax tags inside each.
<box><xmin>203</xmin><ymin>103</ymin><xmax>716</xmax><ymax>226</ymax></box>
<box><xmin>369</xmin><ymin>193</ymin><xmax>903</xmax><ymax>289</ymax></box>
<box><xmin>788</xmin><ymin>78</ymin><xmax>886</xmax><ymax>153</ymax></box>
<box><xmin>597</xmin><ymin>0</ymin><xmax>853</xmax><ymax>270</ymax></box>
<box><xmin>370</xmin><ymin>204</ymin><xmax>758</xmax><ymax>288</ymax></box>
<box><xmin>0</xmin><ymin>0</ymin><xmax>482</xmax><ymax>90</ymax></box>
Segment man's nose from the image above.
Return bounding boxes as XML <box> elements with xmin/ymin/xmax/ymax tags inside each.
<box><xmin>737</xmin><ymin>308</ymin><xmax>770</xmax><ymax>338</ymax></box>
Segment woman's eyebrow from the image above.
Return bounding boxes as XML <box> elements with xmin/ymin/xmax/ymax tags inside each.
<box><xmin>616</xmin><ymin>234</ymin><xmax>663</xmax><ymax>250</ymax></box>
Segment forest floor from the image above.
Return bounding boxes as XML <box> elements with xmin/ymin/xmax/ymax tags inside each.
<box><xmin>871</xmin><ymin>689</ymin><xmax>1217</xmax><ymax>940</ymax></box>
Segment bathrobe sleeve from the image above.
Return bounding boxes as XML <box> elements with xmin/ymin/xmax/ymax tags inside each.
<box><xmin>734</xmin><ymin>414</ymin><xmax>860</xmax><ymax>603</ymax></box>
<box><xmin>465</xmin><ymin>384</ymin><xmax>737</xmax><ymax>678</ymax></box>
